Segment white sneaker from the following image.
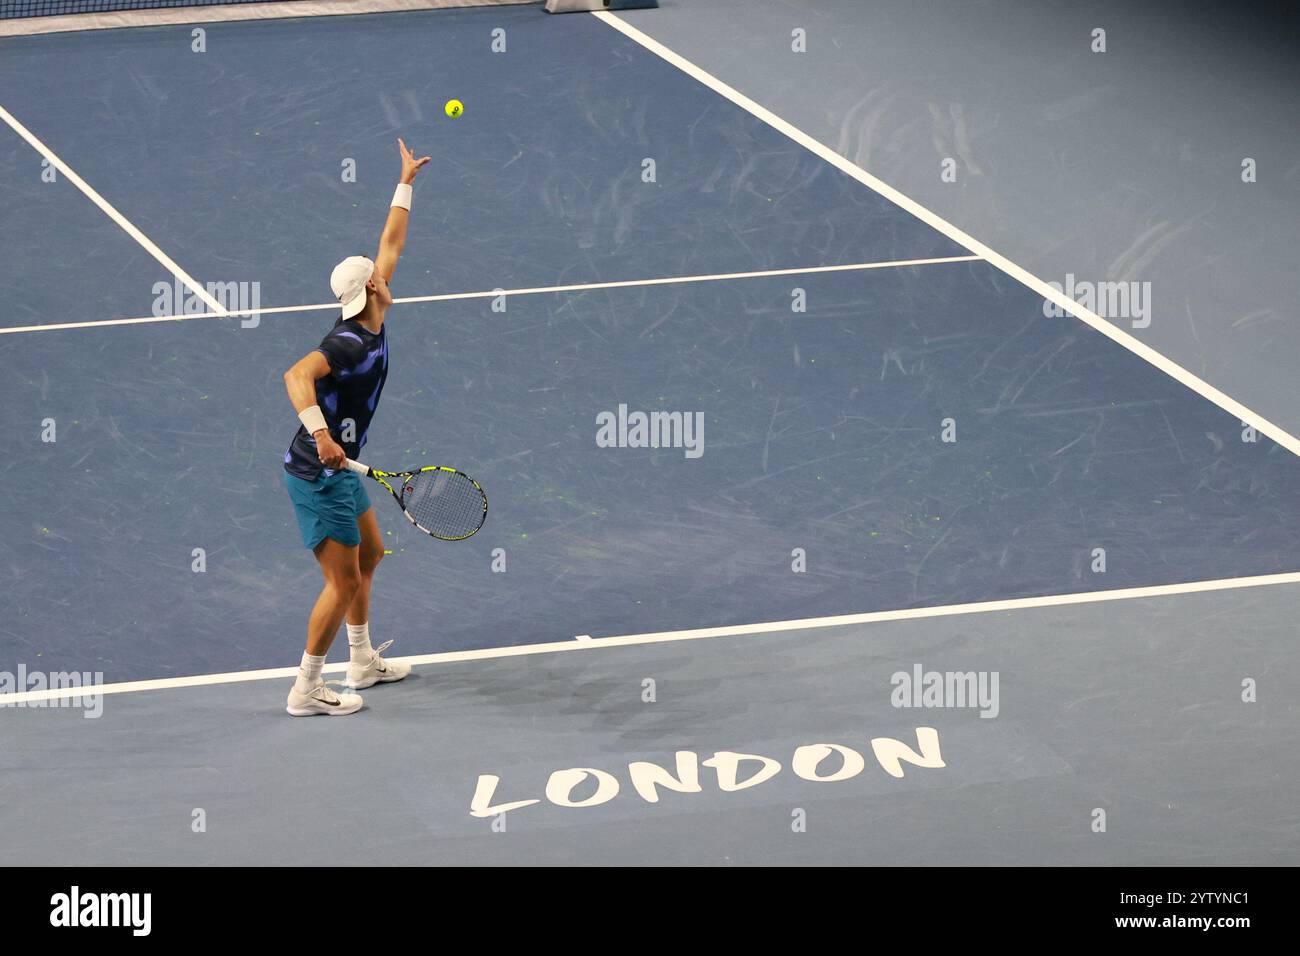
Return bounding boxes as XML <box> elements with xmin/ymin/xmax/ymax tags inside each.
<box><xmin>286</xmin><ymin>678</ymin><xmax>363</xmax><ymax>717</ymax></box>
<box><xmin>345</xmin><ymin>639</ymin><xmax>411</xmax><ymax>690</ymax></box>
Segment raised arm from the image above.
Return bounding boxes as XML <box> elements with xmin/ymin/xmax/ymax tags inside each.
<box><xmin>374</xmin><ymin>138</ymin><xmax>431</xmax><ymax>282</ymax></box>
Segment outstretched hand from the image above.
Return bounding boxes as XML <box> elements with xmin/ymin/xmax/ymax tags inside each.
<box><xmin>398</xmin><ymin>138</ymin><xmax>431</xmax><ymax>185</ymax></box>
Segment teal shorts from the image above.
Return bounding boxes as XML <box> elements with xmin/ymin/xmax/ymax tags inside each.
<box><xmin>283</xmin><ymin>469</ymin><xmax>372</xmax><ymax>550</ymax></box>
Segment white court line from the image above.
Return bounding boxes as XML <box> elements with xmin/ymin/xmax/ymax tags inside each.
<box><xmin>0</xmin><ymin>255</ymin><xmax>979</xmax><ymax>335</ymax></box>
<box><xmin>0</xmin><ymin>104</ymin><xmax>227</xmax><ymax>316</ymax></box>
<box><xmin>4</xmin><ymin>570</ymin><xmax>1299</xmax><ymax>705</ymax></box>
<box><xmin>594</xmin><ymin>12</ymin><xmax>1300</xmax><ymax>461</ymax></box>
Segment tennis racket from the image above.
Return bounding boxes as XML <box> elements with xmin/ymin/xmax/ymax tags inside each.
<box><xmin>346</xmin><ymin>459</ymin><xmax>487</xmax><ymax>541</ymax></box>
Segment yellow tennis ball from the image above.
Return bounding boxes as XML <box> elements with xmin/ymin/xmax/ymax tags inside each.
<box><xmin>445</xmin><ymin>99</ymin><xmax>463</xmax><ymax>118</ymax></box>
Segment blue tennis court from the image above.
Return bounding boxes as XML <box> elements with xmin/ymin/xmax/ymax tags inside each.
<box><xmin>2</xmin><ymin>0</ymin><xmax>1297</xmax><ymax>869</ymax></box>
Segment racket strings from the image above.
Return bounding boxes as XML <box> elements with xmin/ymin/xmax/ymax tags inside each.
<box><xmin>399</xmin><ymin>470</ymin><xmax>486</xmax><ymax>540</ymax></box>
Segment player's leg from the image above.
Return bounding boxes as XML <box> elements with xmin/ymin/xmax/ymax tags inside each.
<box><xmin>344</xmin><ymin>504</ymin><xmax>411</xmax><ymax>689</ymax></box>
<box><xmin>284</xmin><ymin>537</ymin><xmax>365</xmax><ymax>716</ymax></box>
<box><xmin>308</xmin><ymin>536</ymin><xmax>363</xmax><ymax>656</ymax></box>
<box><xmin>283</xmin><ymin>469</ymin><xmax>365</xmax><ymax>716</ymax></box>
<box><xmin>345</xmin><ymin>505</ymin><xmax>384</xmax><ymax>630</ymax></box>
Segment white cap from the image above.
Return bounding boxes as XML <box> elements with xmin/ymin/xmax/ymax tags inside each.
<box><xmin>330</xmin><ymin>255</ymin><xmax>374</xmax><ymax>319</ymax></box>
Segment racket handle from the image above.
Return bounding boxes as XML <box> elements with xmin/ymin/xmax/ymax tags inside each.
<box><xmin>344</xmin><ymin>459</ymin><xmax>372</xmax><ymax>477</ymax></box>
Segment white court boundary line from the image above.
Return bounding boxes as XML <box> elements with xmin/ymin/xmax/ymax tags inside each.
<box><xmin>0</xmin><ymin>255</ymin><xmax>979</xmax><ymax>335</ymax></box>
<box><xmin>0</xmin><ymin>104</ymin><xmax>226</xmax><ymax>315</ymax></box>
<box><xmin>4</xmin><ymin>571</ymin><xmax>1299</xmax><ymax>705</ymax></box>
<box><xmin>594</xmin><ymin>12</ymin><xmax>1300</xmax><ymax>461</ymax></box>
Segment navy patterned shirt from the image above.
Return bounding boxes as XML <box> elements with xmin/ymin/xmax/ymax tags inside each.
<box><xmin>284</xmin><ymin>317</ymin><xmax>389</xmax><ymax>481</ymax></box>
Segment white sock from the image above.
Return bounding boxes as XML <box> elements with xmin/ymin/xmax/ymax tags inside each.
<box><xmin>295</xmin><ymin>652</ymin><xmax>326</xmax><ymax>694</ymax></box>
<box><xmin>347</xmin><ymin>622</ymin><xmax>373</xmax><ymax>663</ymax></box>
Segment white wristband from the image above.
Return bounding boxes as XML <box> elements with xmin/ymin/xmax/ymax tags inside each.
<box><xmin>298</xmin><ymin>405</ymin><xmax>328</xmax><ymax>435</ymax></box>
<box><xmin>391</xmin><ymin>182</ymin><xmax>412</xmax><ymax>211</ymax></box>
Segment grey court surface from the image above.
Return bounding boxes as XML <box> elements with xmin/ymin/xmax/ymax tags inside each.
<box><xmin>2</xmin><ymin>582</ymin><xmax>1296</xmax><ymax>866</ymax></box>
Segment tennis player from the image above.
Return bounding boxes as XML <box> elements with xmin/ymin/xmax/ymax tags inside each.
<box><xmin>280</xmin><ymin>138</ymin><xmax>430</xmax><ymax>716</ymax></box>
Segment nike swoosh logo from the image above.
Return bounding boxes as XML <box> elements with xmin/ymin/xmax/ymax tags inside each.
<box><xmin>316</xmin><ymin>696</ymin><xmax>340</xmax><ymax>706</ymax></box>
